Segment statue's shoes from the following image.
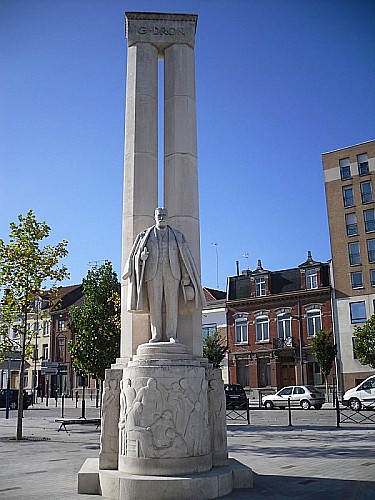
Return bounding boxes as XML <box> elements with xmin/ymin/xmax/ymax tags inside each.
<box><xmin>149</xmin><ymin>337</ymin><xmax>161</xmax><ymax>343</ymax></box>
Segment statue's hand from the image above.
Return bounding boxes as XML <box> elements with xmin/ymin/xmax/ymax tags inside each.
<box><xmin>181</xmin><ymin>277</ymin><xmax>190</xmax><ymax>286</ymax></box>
<box><xmin>141</xmin><ymin>247</ymin><xmax>149</xmax><ymax>261</ymax></box>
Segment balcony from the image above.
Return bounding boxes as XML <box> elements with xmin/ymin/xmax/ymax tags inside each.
<box><xmin>273</xmin><ymin>336</ymin><xmax>297</xmax><ymax>349</ymax></box>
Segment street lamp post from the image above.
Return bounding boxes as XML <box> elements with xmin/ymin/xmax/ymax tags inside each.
<box><xmin>211</xmin><ymin>243</ymin><xmax>219</xmax><ymax>288</ymax></box>
<box><xmin>297</xmin><ymin>299</ymin><xmax>304</xmax><ymax>386</ymax></box>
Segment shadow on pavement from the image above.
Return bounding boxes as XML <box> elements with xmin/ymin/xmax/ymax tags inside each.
<box><xmin>221</xmin><ymin>473</ymin><xmax>375</xmax><ymax>499</ymax></box>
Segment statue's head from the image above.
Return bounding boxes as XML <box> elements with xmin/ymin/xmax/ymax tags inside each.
<box><xmin>155</xmin><ymin>207</ymin><xmax>168</xmax><ymax>229</ymax></box>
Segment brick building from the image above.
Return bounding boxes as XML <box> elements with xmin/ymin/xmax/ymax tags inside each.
<box><xmin>227</xmin><ymin>255</ymin><xmax>333</xmax><ymax>398</ymax></box>
<box><xmin>323</xmin><ymin>139</ymin><xmax>375</xmax><ymax>392</ymax></box>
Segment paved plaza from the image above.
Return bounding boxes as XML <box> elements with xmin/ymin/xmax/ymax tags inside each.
<box><xmin>0</xmin><ymin>400</ymin><xmax>374</xmax><ymax>499</ymax></box>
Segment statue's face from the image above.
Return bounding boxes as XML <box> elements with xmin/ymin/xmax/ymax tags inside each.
<box><xmin>155</xmin><ymin>209</ymin><xmax>167</xmax><ymax>229</ymax></box>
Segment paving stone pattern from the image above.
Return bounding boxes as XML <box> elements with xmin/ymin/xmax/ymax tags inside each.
<box><xmin>0</xmin><ymin>400</ymin><xmax>374</xmax><ymax>499</ymax></box>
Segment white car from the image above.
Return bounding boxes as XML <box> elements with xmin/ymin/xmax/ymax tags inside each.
<box><xmin>262</xmin><ymin>385</ymin><xmax>325</xmax><ymax>410</ymax></box>
<box><xmin>342</xmin><ymin>375</ymin><xmax>375</xmax><ymax>411</ymax></box>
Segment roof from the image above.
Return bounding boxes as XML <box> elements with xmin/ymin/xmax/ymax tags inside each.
<box><xmin>227</xmin><ymin>260</ymin><xmax>330</xmax><ymax>301</ymax></box>
<box><xmin>50</xmin><ymin>284</ymin><xmax>84</xmax><ymax>312</ymax></box>
<box><xmin>203</xmin><ymin>287</ymin><xmax>226</xmax><ymax>302</ymax></box>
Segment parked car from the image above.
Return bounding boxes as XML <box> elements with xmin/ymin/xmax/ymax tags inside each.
<box><xmin>342</xmin><ymin>375</ymin><xmax>375</xmax><ymax>411</ymax></box>
<box><xmin>262</xmin><ymin>385</ymin><xmax>325</xmax><ymax>410</ymax></box>
<box><xmin>0</xmin><ymin>389</ymin><xmax>32</xmax><ymax>410</ymax></box>
<box><xmin>224</xmin><ymin>384</ymin><xmax>247</xmax><ymax>409</ymax></box>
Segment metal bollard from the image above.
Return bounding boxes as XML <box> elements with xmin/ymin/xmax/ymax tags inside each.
<box><xmin>46</xmin><ymin>380</ymin><xmax>49</xmax><ymax>407</ymax></box>
<box><xmin>61</xmin><ymin>395</ymin><xmax>65</xmax><ymax>418</ymax></box>
<box><xmin>96</xmin><ymin>388</ymin><xmax>100</xmax><ymax>408</ymax></box>
<box><xmin>288</xmin><ymin>397</ymin><xmax>292</xmax><ymax>426</ymax></box>
<box><xmin>81</xmin><ymin>385</ymin><xmax>86</xmax><ymax>419</ymax></box>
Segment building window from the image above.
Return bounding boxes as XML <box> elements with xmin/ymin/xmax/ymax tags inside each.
<box><xmin>236</xmin><ymin>357</ymin><xmax>249</xmax><ymax>387</ymax></box>
<box><xmin>351</xmin><ymin>271</ymin><xmax>363</xmax><ymax>289</ymax></box>
<box><xmin>202</xmin><ymin>323</ymin><xmax>217</xmax><ymax>337</ymax></box>
<box><xmin>42</xmin><ymin>344</ymin><xmax>49</xmax><ymax>360</ymax></box>
<box><xmin>367</xmin><ymin>239</ymin><xmax>375</xmax><ymax>263</ymax></box>
<box><xmin>255</xmin><ymin>316</ymin><xmax>269</xmax><ymax>342</ymax></box>
<box><xmin>235</xmin><ymin>318</ymin><xmax>248</xmax><ymax>344</ymax></box>
<box><xmin>364</xmin><ymin>209</ymin><xmax>375</xmax><ymax>233</ymax></box>
<box><xmin>349</xmin><ymin>301</ymin><xmax>366</xmax><ymax>324</ymax></box>
<box><xmin>277</xmin><ymin>313</ymin><xmax>291</xmax><ymax>340</ymax></box>
<box><xmin>57</xmin><ymin>319</ymin><xmax>66</xmax><ymax>332</ymax></box>
<box><xmin>358</xmin><ymin>153</ymin><xmax>369</xmax><ymax>176</ymax></box>
<box><xmin>305</xmin><ymin>268</ymin><xmax>318</xmax><ymax>289</ymax></box>
<box><xmin>339</xmin><ymin>158</ymin><xmax>351</xmax><ymax>180</ymax></box>
<box><xmin>342</xmin><ymin>186</ymin><xmax>354</xmax><ymax>207</ymax></box>
<box><xmin>257</xmin><ymin>357</ymin><xmax>271</xmax><ymax>387</ymax></box>
<box><xmin>361</xmin><ymin>181</ymin><xmax>373</xmax><ymax>204</ymax></box>
<box><xmin>57</xmin><ymin>337</ymin><xmax>66</xmax><ymax>362</ymax></box>
<box><xmin>370</xmin><ymin>270</ymin><xmax>375</xmax><ymax>287</ymax></box>
<box><xmin>348</xmin><ymin>242</ymin><xmax>361</xmax><ymax>265</ymax></box>
<box><xmin>345</xmin><ymin>213</ymin><xmax>358</xmax><ymax>236</ymax></box>
<box><xmin>255</xmin><ymin>277</ymin><xmax>266</xmax><ymax>297</ymax></box>
<box><xmin>43</xmin><ymin>321</ymin><xmax>50</xmax><ymax>336</ymax></box>
<box><xmin>307</xmin><ymin>310</ymin><xmax>322</xmax><ymax>337</ymax></box>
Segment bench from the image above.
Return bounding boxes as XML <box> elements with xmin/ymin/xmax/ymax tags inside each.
<box><xmin>55</xmin><ymin>418</ymin><xmax>101</xmax><ymax>432</ymax></box>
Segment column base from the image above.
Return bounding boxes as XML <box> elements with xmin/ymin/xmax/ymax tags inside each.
<box><xmin>78</xmin><ymin>457</ymin><xmax>253</xmax><ymax>499</ymax></box>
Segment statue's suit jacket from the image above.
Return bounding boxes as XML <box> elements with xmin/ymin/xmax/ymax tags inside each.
<box><xmin>143</xmin><ymin>227</ymin><xmax>182</xmax><ymax>282</ymax></box>
<box><xmin>123</xmin><ymin>225</ymin><xmax>205</xmax><ymax>314</ymax></box>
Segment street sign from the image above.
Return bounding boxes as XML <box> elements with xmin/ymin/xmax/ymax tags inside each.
<box><xmin>41</xmin><ymin>367</ymin><xmax>58</xmax><ymax>375</ymax></box>
<box><xmin>41</xmin><ymin>362</ymin><xmax>59</xmax><ymax>368</ymax></box>
<box><xmin>41</xmin><ymin>361</ymin><xmax>59</xmax><ymax>375</ymax></box>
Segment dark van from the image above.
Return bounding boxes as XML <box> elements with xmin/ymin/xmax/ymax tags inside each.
<box><xmin>0</xmin><ymin>389</ymin><xmax>32</xmax><ymax>410</ymax></box>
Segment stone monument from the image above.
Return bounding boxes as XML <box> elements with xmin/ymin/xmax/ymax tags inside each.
<box><xmin>78</xmin><ymin>12</ymin><xmax>253</xmax><ymax>499</ymax></box>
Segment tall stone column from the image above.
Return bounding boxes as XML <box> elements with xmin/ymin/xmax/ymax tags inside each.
<box><xmin>121</xmin><ymin>13</ymin><xmax>200</xmax><ymax>358</ymax></box>
<box><xmin>121</xmin><ymin>41</ymin><xmax>159</xmax><ymax>357</ymax></box>
<box><xmin>164</xmin><ymin>43</ymin><xmax>202</xmax><ymax>355</ymax></box>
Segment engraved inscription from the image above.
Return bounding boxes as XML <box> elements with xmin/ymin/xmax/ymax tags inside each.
<box><xmin>137</xmin><ymin>26</ymin><xmax>185</xmax><ymax>36</ymax></box>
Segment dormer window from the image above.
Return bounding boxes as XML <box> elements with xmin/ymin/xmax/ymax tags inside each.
<box><xmin>255</xmin><ymin>276</ymin><xmax>266</xmax><ymax>297</ymax></box>
<box><xmin>305</xmin><ymin>268</ymin><xmax>318</xmax><ymax>289</ymax></box>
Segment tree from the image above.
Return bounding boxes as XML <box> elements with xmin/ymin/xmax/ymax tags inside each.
<box><xmin>353</xmin><ymin>315</ymin><xmax>375</xmax><ymax>369</ymax></box>
<box><xmin>203</xmin><ymin>330</ymin><xmax>227</xmax><ymax>368</ymax></box>
<box><xmin>68</xmin><ymin>261</ymin><xmax>120</xmax><ymax>382</ymax></box>
<box><xmin>0</xmin><ymin>210</ymin><xmax>68</xmax><ymax>440</ymax></box>
<box><xmin>311</xmin><ymin>329</ymin><xmax>337</xmax><ymax>397</ymax></box>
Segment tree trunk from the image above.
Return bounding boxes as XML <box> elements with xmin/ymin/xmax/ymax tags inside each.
<box><xmin>16</xmin><ymin>306</ymin><xmax>28</xmax><ymax>440</ymax></box>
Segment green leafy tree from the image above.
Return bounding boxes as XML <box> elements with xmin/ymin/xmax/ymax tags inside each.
<box><xmin>353</xmin><ymin>315</ymin><xmax>375</xmax><ymax>369</ymax></box>
<box><xmin>203</xmin><ymin>330</ymin><xmax>227</xmax><ymax>368</ymax></box>
<box><xmin>68</xmin><ymin>261</ymin><xmax>120</xmax><ymax>381</ymax></box>
<box><xmin>311</xmin><ymin>329</ymin><xmax>337</xmax><ymax>397</ymax></box>
<box><xmin>0</xmin><ymin>210</ymin><xmax>68</xmax><ymax>440</ymax></box>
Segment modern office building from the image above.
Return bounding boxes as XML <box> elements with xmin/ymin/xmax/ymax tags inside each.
<box><xmin>323</xmin><ymin>139</ymin><xmax>375</xmax><ymax>392</ymax></box>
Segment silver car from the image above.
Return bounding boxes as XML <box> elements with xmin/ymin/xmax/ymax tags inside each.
<box><xmin>262</xmin><ymin>385</ymin><xmax>325</xmax><ymax>410</ymax></box>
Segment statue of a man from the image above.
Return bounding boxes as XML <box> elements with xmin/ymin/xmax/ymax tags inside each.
<box><xmin>123</xmin><ymin>208</ymin><xmax>205</xmax><ymax>343</ymax></box>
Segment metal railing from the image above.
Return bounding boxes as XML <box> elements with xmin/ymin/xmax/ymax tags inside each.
<box><xmin>226</xmin><ymin>399</ymin><xmax>250</xmax><ymax>424</ymax></box>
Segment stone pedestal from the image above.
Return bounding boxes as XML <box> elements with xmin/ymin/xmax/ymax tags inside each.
<box><xmin>78</xmin><ymin>342</ymin><xmax>253</xmax><ymax>498</ymax></box>
<box><xmin>119</xmin><ymin>342</ymin><xmax>212</xmax><ymax>476</ymax></box>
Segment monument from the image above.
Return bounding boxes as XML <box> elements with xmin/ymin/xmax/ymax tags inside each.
<box><xmin>78</xmin><ymin>12</ymin><xmax>253</xmax><ymax>499</ymax></box>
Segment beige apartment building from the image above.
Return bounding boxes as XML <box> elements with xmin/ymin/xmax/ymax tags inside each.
<box><xmin>323</xmin><ymin>139</ymin><xmax>375</xmax><ymax>392</ymax></box>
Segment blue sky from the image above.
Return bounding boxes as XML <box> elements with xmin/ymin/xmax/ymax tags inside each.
<box><xmin>1</xmin><ymin>0</ymin><xmax>374</xmax><ymax>291</ymax></box>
